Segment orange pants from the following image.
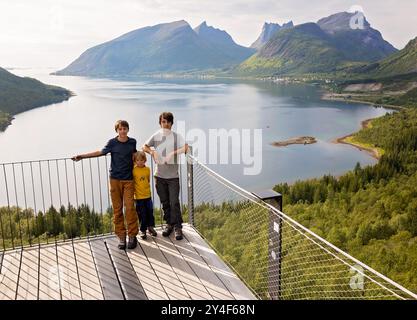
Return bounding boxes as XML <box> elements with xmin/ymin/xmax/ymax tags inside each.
<box><xmin>109</xmin><ymin>178</ymin><xmax>138</xmax><ymax>238</ymax></box>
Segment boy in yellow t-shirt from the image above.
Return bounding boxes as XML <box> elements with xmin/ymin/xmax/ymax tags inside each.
<box><xmin>133</xmin><ymin>151</ymin><xmax>157</xmax><ymax>239</ymax></box>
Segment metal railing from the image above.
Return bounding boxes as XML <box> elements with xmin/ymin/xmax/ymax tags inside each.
<box><xmin>1</xmin><ymin>150</ymin><xmax>417</xmax><ymax>300</ymax></box>
<box><xmin>186</xmin><ymin>152</ymin><xmax>417</xmax><ymax>300</ymax></box>
<box><xmin>0</xmin><ymin>154</ymin><xmax>172</xmax><ymax>251</ymax></box>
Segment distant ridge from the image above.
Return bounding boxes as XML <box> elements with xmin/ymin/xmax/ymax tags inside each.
<box><xmin>237</xmin><ymin>11</ymin><xmax>398</xmax><ymax>77</ymax></box>
<box><xmin>55</xmin><ymin>20</ymin><xmax>254</xmax><ymax>76</ymax></box>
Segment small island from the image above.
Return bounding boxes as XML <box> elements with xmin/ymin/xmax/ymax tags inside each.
<box><xmin>271</xmin><ymin>136</ymin><xmax>317</xmax><ymax>147</ymax></box>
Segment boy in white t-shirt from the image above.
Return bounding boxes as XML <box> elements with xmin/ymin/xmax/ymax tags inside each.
<box><xmin>143</xmin><ymin>112</ymin><xmax>188</xmax><ymax>240</ymax></box>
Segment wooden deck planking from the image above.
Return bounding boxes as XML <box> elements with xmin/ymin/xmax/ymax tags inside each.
<box><xmin>139</xmin><ymin>236</ymin><xmax>191</xmax><ymax>300</ymax></box>
<box><xmin>105</xmin><ymin>237</ymin><xmax>147</xmax><ymax>300</ymax></box>
<box><xmin>89</xmin><ymin>238</ymin><xmax>124</xmax><ymax>300</ymax></box>
<box><xmin>0</xmin><ymin>249</ymin><xmax>22</xmax><ymax>300</ymax></box>
<box><xmin>0</xmin><ymin>227</ymin><xmax>255</xmax><ymax>300</ymax></box>
<box><xmin>125</xmin><ymin>239</ymin><xmax>169</xmax><ymax>300</ymax></box>
<box><xmin>183</xmin><ymin>225</ymin><xmax>257</xmax><ymax>300</ymax></box>
<box><xmin>56</xmin><ymin>242</ymin><xmax>82</xmax><ymax>300</ymax></box>
<box><xmin>16</xmin><ymin>246</ymin><xmax>39</xmax><ymax>300</ymax></box>
<box><xmin>153</xmin><ymin>232</ymin><xmax>213</xmax><ymax>300</ymax></box>
<box><xmin>38</xmin><ymin>245</ymin><xmax>61</xmax><ymax>300</ymax></box>
<box><xmin>72</xmin><ymin>241</ymin><xmax>104</xmax><ymax>300</ymax></box>
<box><xmin>167</xmin><ymin>231</ymin><xmax>235</xmax><ymax>300</ymax></box>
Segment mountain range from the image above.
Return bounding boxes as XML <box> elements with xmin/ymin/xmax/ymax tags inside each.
<box><xmin>55</xmin><ymin>20</ymin><xmax>255</xmax><ymax>76</ymax></box>
<box><xmin>55</xmin><ymin>11</ymin><xmax>416</xmax><ymax>83</ymax></box>
<box><xmin>237</xmin><ymin>12</ymin><xmax>399</xmax><ymax>76</ymax></box>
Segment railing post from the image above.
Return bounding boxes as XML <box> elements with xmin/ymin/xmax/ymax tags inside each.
<box><xmin>253</xmin><ymin>189</ymin><xmax>283</xmax><ymax>300</ymax></box>
<box><xmin>186</xmin><ymin>146</ymin><xmax>195</xmax><ymax>227</ymax></box>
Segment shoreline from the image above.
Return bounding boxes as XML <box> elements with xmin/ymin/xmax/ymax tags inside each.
<box><xmin>321</xmin><ymin>92</ymin><xmax>406</xmax><ymax>111</ymax></box>
<box><xmin>332</xmin><ymin>118</ymin><xmax>381</xmax><ymax>160</ymax></box>
<box><xmin>324</xmin><ymin>89</ymin><xmax>406</xmax><ymax>161</ymax></box>
<box><xmin>0</xmin><ymin>90</ymin><xmax>75</xmax><ymax>132</ymax></box>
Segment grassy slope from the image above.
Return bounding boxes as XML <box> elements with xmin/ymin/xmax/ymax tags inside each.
<box><xmin>0</xmin><ymin>67</ymin><xmax>71</xmax><ymax>131</ymax></box>
<box><xmin>236</xmin><ymin>23</ymin><xmax>347</xmax><ymax>77</ymax></box>
<box><xmin>354</xmin><ymin>38</ymin><xmax>417</xmax><ymax>78</ymax></box>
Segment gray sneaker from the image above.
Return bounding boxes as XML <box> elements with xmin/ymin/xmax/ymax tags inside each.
<box><xmin>118</xmin><ymin>237</ymin><xmax>126</xmax><ymax>250</ymax></box>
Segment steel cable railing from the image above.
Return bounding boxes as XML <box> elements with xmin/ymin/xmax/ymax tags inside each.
<box><xmin>186</xmin><ymin>153</ymin><xmax>417</xmax><ymax>300</ymax></box>
<box><xmin>1</xmin><ymin>151</ymin><xmax>417</xmax><ymax>300</ymax></box>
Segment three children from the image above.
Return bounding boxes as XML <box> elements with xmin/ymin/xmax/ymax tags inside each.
<box><xmin>72</xmin><ymin>114</ymin><xmax>186</xmax><ymax>250</ymax></box>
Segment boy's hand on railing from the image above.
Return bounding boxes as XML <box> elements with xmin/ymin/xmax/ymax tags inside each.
<box><xmin>72</xmin><ymin>155</ymin><xmax>83</xmax><ymax>161</ymax></box>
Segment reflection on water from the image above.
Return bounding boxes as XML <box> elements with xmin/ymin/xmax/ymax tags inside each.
<box><xmin>0</xmin><ymin>68</ymin><xmax>390</xmax><ymax>194</ymax></box>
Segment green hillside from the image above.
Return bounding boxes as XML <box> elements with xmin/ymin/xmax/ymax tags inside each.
<box><xmin>236</xmin><ymin>23</ymin><xmax>347</xmax><ymax>76</ymax></box>
<box><xmin>353</xmin><ymin>37</ymin><xmax>417</xmax><ymax>78</ymax></box>
<box><xmin>56</xmin><ymin>20</ymin><xmax>254</xmax><ymax>76</ymax></box>
<box><xmin>0</xmin><ymin>67</ymin><xmax>71</xmax><ymax>131</ymax></box>
<box><xmin>325</xmin><ymin>39</ymin><xmax>417</xmax><ymax>107</ymax></box>
<box><xmin>273</xmin><ymin>108</ymin><xmax>417</xmax><ymax>293</ymax></box>
<box><xmin>235</xmin><ymin>12</ymin><xmax>397</xmax><ymax>78</ymax></box>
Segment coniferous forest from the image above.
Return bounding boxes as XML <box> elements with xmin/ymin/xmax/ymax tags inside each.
<box><xmin>274</xmin><ymin>108</ymin><xmax>417</xmax><ymax>292</ymax></box>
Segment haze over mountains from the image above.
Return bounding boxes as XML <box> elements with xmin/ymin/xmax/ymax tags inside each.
<box><xmin>55</xmin><ymin>20</ymin><xmax>255</xmax><ymax>76</ymax></box>
<box><xmin>250</xmin><ymin>21</ymin><xmax>294</xmax><ymax>50</ymax></box>
<box><xmin>318</xmin><ymin>12</ymin><xmax>397</xmax><ymax>60</ymax></box>
<box><xmin>193</xmin><ymin>21</ymin><xmax>254</xmax><ymax>61</ymax></box>
<box><xmin>55</xmin><ymin>11</ymin><xmax>416</xmax><ymax>80</ymax></box>
<box><xmin>237</xmin><ymin>12</ymin><xmax>400</xmax><ymax>76</ymax></box>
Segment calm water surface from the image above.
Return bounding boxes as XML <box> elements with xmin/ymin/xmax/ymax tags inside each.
<box><xmin>0</xmin><ymin>68</ymin><xmax>390</xmax><ymax>194</ymax></box>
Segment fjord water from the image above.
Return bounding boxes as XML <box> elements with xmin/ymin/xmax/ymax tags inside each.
<box><xmin>0</xmin><ymin>68</ymin><xmax>390</xmax><ymax>192</ymax></box>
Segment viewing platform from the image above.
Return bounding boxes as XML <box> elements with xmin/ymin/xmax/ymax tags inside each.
<box><xmin>0</xmin><ymin>225</ymin><xmax>255</xmax><ymax>300</ymax></box>
<box><xmin>1</xmin><ymin>153</ymin><xmax>416</xmax><ymax>300</ymax></box>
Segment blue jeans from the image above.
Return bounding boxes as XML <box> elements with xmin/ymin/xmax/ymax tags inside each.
<box><xmin>135</xmin><ymin>198</ymin><xmax>155</xmax><ymax>232</ymax></box>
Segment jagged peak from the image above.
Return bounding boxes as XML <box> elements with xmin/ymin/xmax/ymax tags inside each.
<box><xmin>194</xmin><ymin>21</ymin><xmax>224</xmax><ymax>33</ymax></box>
<box><xmin>282</xmin><ymin>21</ymin><xmax>294</xmax><ymax>28</ymax></box>
<box><xmin>250</xmin><ymin>21</ymin><xmax>294</xmax><ymax>49</ymax></box>
<box><xmin>406</xmin><ymin>36</ymin><xmax>417</xmax><ymax>49</ymax></box>
<box><xmin>263</xmin><ymin>22</ymin><xmax>280</xmax><ymax>28</ymax></box>
<box><xmin>317</xmin><ymin>11</ymin><xmax>371</xmax><ymax>33</ymax></box>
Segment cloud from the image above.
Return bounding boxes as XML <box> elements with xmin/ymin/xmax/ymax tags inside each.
<box><xmin>0</xmin><ymin>0</ymin><xmax>416</xmax><ymax>67</ymax></box>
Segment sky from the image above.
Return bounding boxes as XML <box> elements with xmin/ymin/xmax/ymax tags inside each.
<box><xmin>0</xmin><ymin>0</ymin><xmax>416</xmax><ymax>69</ymax></box>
